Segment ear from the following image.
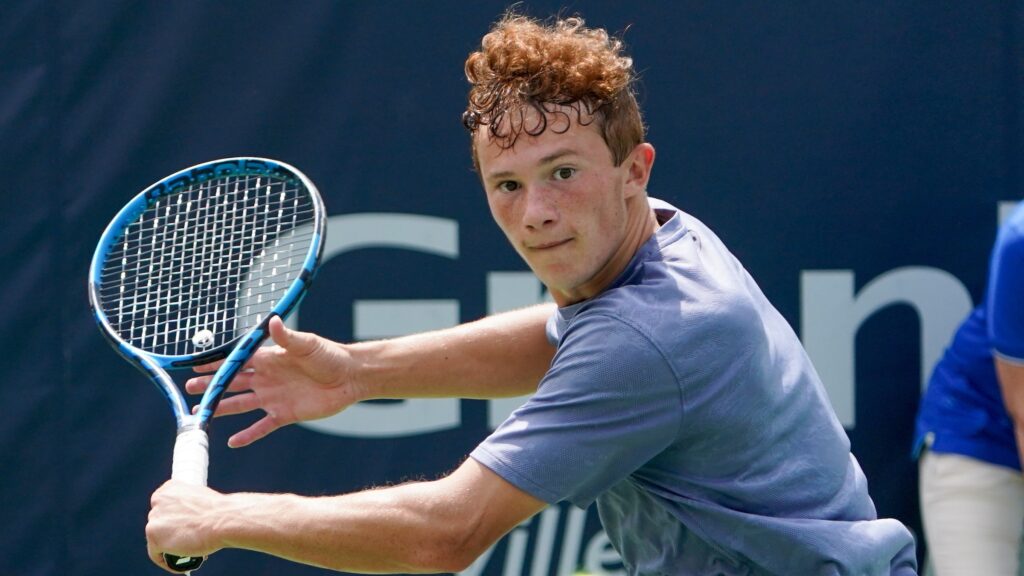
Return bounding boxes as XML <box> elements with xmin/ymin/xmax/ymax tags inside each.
<box><xmin>623</xmin><ymin>143</ymin><xmax>655</xmax><ymax>197</ymax></box>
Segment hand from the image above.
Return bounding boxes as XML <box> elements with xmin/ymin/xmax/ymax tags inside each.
<box><xmin>146</xmin><ymin>480</ymin><xmax>223</xmax><ymax>572</ymax></box>
<box><xmin>186</xmin><ymin>316</ymin><xmax>364</xmax><ymax>447</ymax></box>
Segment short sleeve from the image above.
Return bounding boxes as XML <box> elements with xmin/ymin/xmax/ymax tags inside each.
<box><xmin>988</xmin><ymin>204</ymin><xmax>1024</xmax><ymax>362</ymax></box>
<box><xmin>470</xmin><ymin>312</ymin><xmax>682</xmax><ymax>508</ymax></box>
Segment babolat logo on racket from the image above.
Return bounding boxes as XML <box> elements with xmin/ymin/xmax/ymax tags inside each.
<box><xmin>147</xmin><ymin>158</ymin><xmax>303</xmax><ymax>201</ymax></box>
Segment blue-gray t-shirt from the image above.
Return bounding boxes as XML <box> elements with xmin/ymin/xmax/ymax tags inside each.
<box><xmin>471</xmin><ymin>199</ymin><xmax>917</xmax><ymax>575</ymax></box>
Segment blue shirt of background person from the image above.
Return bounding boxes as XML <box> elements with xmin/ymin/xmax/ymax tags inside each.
<box><xmin>914</xmin><ymin>201</ymin><xmax>1024</xmax><ymax>469</ymax></box>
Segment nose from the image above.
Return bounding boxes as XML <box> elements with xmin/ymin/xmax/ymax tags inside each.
<box><xmin>522</xmin><ymin>186</ymin><xmax>557</xmax><ymax>230</ymax></box>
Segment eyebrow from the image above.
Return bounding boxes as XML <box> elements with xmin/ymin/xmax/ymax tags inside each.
<box><xmin>483</xmin><ymin>148</ymin><xmax>578</xmax><ymax>182</ymax></box>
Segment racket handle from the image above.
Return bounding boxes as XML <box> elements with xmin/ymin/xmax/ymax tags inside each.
<box><xmin>165</xmin><ymin>428</ymin><xmax>210</xmax><ymax>573</ymax></box>
<box><xmin>171</xmin><ymin>428</ymin><xmax>209</xmax><ymax>486</ymax></box>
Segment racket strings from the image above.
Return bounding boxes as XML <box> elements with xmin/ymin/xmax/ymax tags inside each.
<box><xmin>98</xmin><ymin>173</ymin><xmax>317</xmax><ymax>356</ymax></box>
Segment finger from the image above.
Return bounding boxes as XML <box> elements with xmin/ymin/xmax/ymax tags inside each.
<box><xmin>193</xmin><ymin>347</ymin><xmax>269</xmax><ymax>375</ymax></box>
<box><xmin>191</xmin><ymin>358</ymin><xmax>225</xmax><ymax>373</ymax></box>
<box><xmin>209</xmin><ymin>392</ymin><xmax>264</xmax><ymax>417</ymax></box>
<box><xmin>268</xmin><ymin>315</ymin><xmax>289</xmax><ymax>345</ymax></box>
<box><xmin>185</xmin><ymin>371</ymin><xmax>255</xmax><ymax>395</ymax></box>
<box><xmin>227</xmin><ymin>415</ymin><xmax>281</xmax><ymax>448</ymax></box>
<box><xmin>147</xmin><ymin>544</ymin><xmax>175</xmax><ymax>573</ymax></box>
<box><xmin>184</xmin><ymin>374</ymin><xmax>212</xmax><ymax>395</ymax></box>
<box><xmin>146</xmin><ymin>514</ymin><xmax>177</xmax><ymax>574</ymax></box>
<box><xmin>270</xmin><ymin>316</ymin><xmax>318</xmax><ymax>357</ymax></box>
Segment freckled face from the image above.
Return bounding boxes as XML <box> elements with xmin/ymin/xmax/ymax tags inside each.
<box><xmin>475</xmin><ymin>113</ymin><xmax>638</xmax><ymax>305</ymax></box>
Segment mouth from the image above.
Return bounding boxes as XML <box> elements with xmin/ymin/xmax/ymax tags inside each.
<box><xmin>528</xmin><ymin>238</ymin><xmax>572</xmax><ymax>251</ymax></box>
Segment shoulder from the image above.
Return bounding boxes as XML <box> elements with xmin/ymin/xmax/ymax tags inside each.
<box><xmin>556</xmin><ymin>307</ymin><xmax>672</xmax><ymax>370</ymax></box>
<box><xmin>994</xmin><ymin>204</ymin><xmax>1024</xmax><ymax>261</ymax></box>
<box><xmin>989</xmin><ymin>204</ymin><xmax>1024</xmax><ymax>359</ymax></box>
<box><xmin>592</xmin><ymin>248</ymin><xmax>762</xmax><ymax>341</ymax></box>
<box><xmin>539</xmin><ymin>309</ymin><xmax>684</xmax><ymax>438</ymax></box>
<box><xmin>990</xmin><ymin>203</ymin><xmax>1024</xmax><ymax>294</ymax></box>
<box><xmin>560</xmin><ymin>281</ymin><xmax>763</xmax><ymax>382</ymax></box>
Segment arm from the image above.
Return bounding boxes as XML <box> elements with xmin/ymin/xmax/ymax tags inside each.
<box><xmin>189</xmin><ymin>303</ymin><xmax>557</xmax><ymax>447</ymax></box>
<box><xmin>351</xmin><ymin>302</ymin><xmax>556</xmax><ymax>401</ymax></box>
<box><xmin>996</xmin><ymin>357</ymin><xmax>1024</xmax><ymax>469</ymax></box>
<box><xmin>147</xmin><ymin>458</ymin><xmax>547</xmax><ymax>573</ymax></box>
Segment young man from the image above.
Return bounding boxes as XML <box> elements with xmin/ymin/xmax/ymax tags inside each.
<box><xmin>147</xmin><ymin>14</ymin><xmax>918</xmax><ymax>574</ymax></box>
<box><xmin>913</xmin><ymin>200</ymin><xmax>1024</xmax><ymax>575</ymax></box>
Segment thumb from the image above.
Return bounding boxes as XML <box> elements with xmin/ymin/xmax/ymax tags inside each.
<box><xmin>269</xmin><ymin>315</ymin><xmax>318</xmax><ymax>356</ymax></box>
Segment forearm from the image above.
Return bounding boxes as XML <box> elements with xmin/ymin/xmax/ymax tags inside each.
<box><xmin>211</xmin><ymin>484</ymin><xmax>473</xmax><ymax>573</ymax></box>
<box><xmin>349</xmin><ymin>303</ymin><xmax>556</xmax><ymax>400</ymax></box>
<box><xmin>195</xmin><ymin>460</ymin><xmax>544</xmax><ymax>574</ymax></box>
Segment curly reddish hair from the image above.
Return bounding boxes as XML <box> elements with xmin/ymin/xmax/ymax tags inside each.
<box><xmin>463</xmin><ymin>13</ymin><xmax>645</xmax><ymax>168</ymax></box>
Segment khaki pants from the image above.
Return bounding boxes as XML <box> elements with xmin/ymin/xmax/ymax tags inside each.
<box><xmin>919</xmin><ymin>450</ymin><xmax>1024</xmax><ymax>576</ymax></box>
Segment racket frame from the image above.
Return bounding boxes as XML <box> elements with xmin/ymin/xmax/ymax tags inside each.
<box><xmin>88</xmin><ymin>157</ymin><xmax>325</xmax><ymax>432</ymax></box>
<box><xmin>88</xmin><ymin>157</ymin><xmax>326</xmax><ymax>571</ymax></box>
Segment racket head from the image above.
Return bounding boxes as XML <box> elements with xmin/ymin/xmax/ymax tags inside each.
<box><xmin>88</xmin><ymin>157</ymin><xmax>326</xmax><ymax>422</ymax></box>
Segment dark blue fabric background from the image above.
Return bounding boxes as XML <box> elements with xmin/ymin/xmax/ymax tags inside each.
<box><xmin>2</xmin><ymin>1</ymin><xmax>1021</xmax><ymax>574</ymax></box>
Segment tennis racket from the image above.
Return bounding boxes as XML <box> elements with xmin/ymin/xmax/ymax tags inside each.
<box><xmin>88</xmin><ymin>157</ymin><xmax>326</xmax><ymax>573</ymax></box>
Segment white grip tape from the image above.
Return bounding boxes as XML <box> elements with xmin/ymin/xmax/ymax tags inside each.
<box><xmin>171</xmin><ymin>429</ymin><xmax>209</xmax><ymax>487</ymax></box>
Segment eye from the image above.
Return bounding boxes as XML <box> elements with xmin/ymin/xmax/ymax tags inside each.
<box><xmin>497</xmin><ymin>180</ymin><xmax>520</xmax><ymax>193</ymax></box>
<box><xmin>553</xmin><ymin>167</ymin><xmax>576</xmax><ymax>181</ymax></box>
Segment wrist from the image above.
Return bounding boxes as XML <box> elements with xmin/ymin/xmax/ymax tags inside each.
<box><xmin>342</xmin><ymin>339</ymin><xmax>380</xmax><ymax>402</ymax></box>
<box><xmin>188</xmin><ymin>488</ymin><xmax>236</xmax><ymax>556</ymax></box>
<box><xmin>214</xmin><ymin>492</ymin><xmax>299</xmax><ymax>551</ymax></box>
<box><xmin>300</xmin><ymin>334</ymin><xmax>373</xmax><ymax>409</ymax></box>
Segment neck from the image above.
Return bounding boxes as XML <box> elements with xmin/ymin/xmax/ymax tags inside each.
<box><xmin>551</xmin><ymin>195</ymin><xmax>658</xmax><ymax>306</ymax></box>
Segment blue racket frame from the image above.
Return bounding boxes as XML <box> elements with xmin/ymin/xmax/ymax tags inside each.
<box><xmin>88</xmin><ymin>157</ymin><xmax>326</xmax><ymax>431</ymax></box>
